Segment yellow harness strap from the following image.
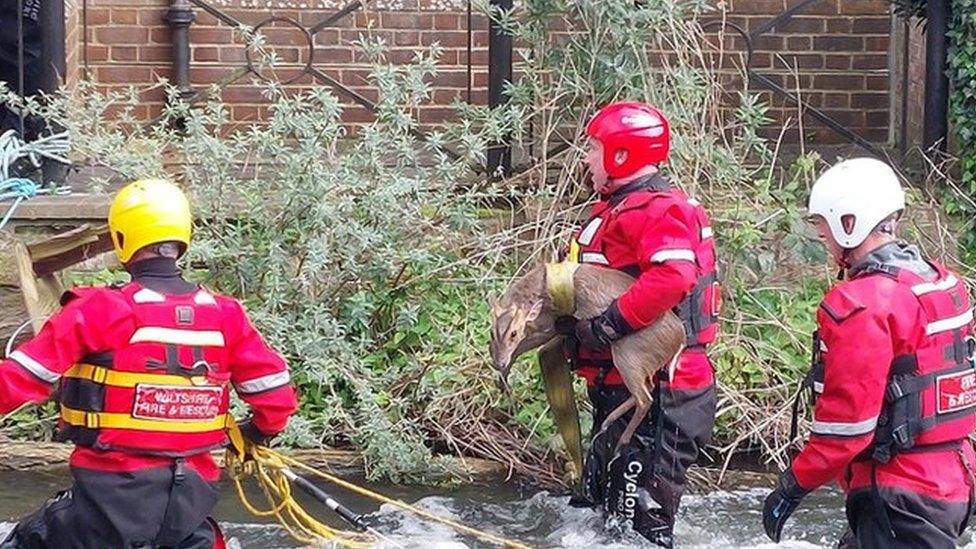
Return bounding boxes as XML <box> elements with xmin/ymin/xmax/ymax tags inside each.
<box><xmin>60</xmin><ymin>405</ymin><xmax>229</xmax><ymax>433</ymax></box>
<box><xmin>63</xmin><ymin>363</ymin><xmax>212</xmax><ymax>388</ymax></box>
<box><xmin>545</xmin><ymin>261</ymin><xmax>579</xmax><ymax>316</ymax></box>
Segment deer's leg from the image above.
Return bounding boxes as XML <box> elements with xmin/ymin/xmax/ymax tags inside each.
<box><xmin>598</xmin><ymin>396</ymin><xmax>636</xmax><ymax>435</ymax></box>
<box><xmin>616</xmin><ymin>399</ymin><xmax>651</xmax><ymax>452</ymax></box>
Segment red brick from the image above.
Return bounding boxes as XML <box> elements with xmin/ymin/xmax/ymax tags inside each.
<box><xmin>219</xmin><ymin>48</ymin><xmax>247</xmax><ymax>63</ymax></box>
<box><xmin>779</xmin><ymin>53</ymin><xmax>824</xmax><ymax>69</ymax></box>
<box><xmin>221</xmin><ymin>86</ymin><xmax>267</xmax><ymax>103</ymax></box>
<box><xmin>852</xmin><ymin>17</ymin><xmax>892</xmax><ymax>34</ymax></box>
<box><xmin>779</xmin><ymin>17</ymin><xmax>825</xmax><ymax>33</ymax></box>
<box><xmin>813</xmin><ymin>35</ymin><xmax>863</xmax><ymax>52</ymax></box>
<box><xmin>786</xmin><ymin>36</ymin><xmax>811</xmax><ymax>50</ymax></box>
<box><xmin>421</xmin><ymin>31</ymin><xmax>469</xmax><ymax>48</ymax></box>
<box><xmin>394</xmin><ymin>31</ymin><xmax>421</xmax><ymax>46</ymax></box>
<box><xmin>851</xmin><ymin>93</ymin><xmax>889</xmax><ymax>109</ymax></box>
<box><xmin>864</xmin><ymin>36</ymin><xmax>890</xmax><ymax>51</ymax></box>
<box><xmin>193</xmin><ymin>47</ymin><xmax>221</xmax><ymax>63</ymax></box>
<box><xmin>311</xmin><ymin>29</ymin><xmax>340</xmax><ymax>45</ymax></box>
<box><xmin>139</xmin><ymin>46</ymin><xmax>171</xmax><ymax>62</ymax></box>
<box><xmin>419</xmin><ymin>106</ymin><xmax>457</xmax><ymax>124</ymax></box>
<box><xmin>825</xmin><ymin>55</ymin><xmax>851</xmax><ymax>70</ymax></box>
<box><xmin>111</xmin><ymin>46</ymin><xmax>138</xmax><ymax>62</ymax></box>
<box><xmin>150</xmin><ymin>28</ymin><xmax>172</xmax><ymax>45</ymax></box>
<box><xmin>381</xmin><ymin>13</ymin><xmax>433</xmax><ymax>30</ymax></box>
<box><xmin>86</xmin><ymin>8</ymin><xmax>109</xmax><ymax>26</ymax></box>
<box><xmin>751</xmin><ymin>35</ymin><xmax>784</xmax><ymax>50</ymax></box>
<box><xmin>865</xmin><ymin>75</ymin><xmax>889</xmax><ymax>90</ymax></box>
<box><xmin>314</xmin><ymin>47</ymin><xmax>354</xmax><ymax>64</ymax></box>
<box><xmin>86</xmin><ymin>45</ymin><xmax>109</xmax><ymax>62</ymax></box>
<box><xmin>825</xmin><ymin>18</ymin><xmax>852</xmax><ymax>33</ymax></box>
<box><xmin>823</xmin><ymin>93</ymin><xmax>850</xmax><ymax>108</ymax></box>
<box><xmin>433</xmin><ymin>14</ymin><xmax>462</xmax><ymax>30</ymax></box>
<box><xmin>730</xmin><ymin>0</ymin><xmax>785</xmax><ymax>15</ymax></box>
<box><xmin>111</xmin><ymin>9</ymin><xmax>138</xmax><ymax>25</ymax></box>
<box><xmin>813</xmin><ymin>73</ymin><xmax>863</xmax><ymax>90</ymax></box>
<box><xmin>839</xmin><ymin>0</ymin><xmax>889</xmax><ymax>15</ymax></box>
<box><xmin>865</xmin><ymin>110</ymin><xmax>890</xmax><ymax>127</ymax></box>
<box><xmin>97</xmin><ymin>66</ymin><xmax>152</xmax><ymax>84</ymax></box>
<box><xmin>189</xmin><ymin>27</ymin><xmax>234</xmax><ymax>45</ymax></box>
<box><xmin>137</xmin><ymin>9</ymin><xmax>164</xmax><ymax>26</ymax></box>
<box><xmin>431</xmin><ymin>71</ymin><xmax>469</xmax><ymax>88</ymax></box>
<box><xmin>95</xmin><ymin>27</ymin><xmax>148</xmax><ymax>44</ymax></box>
<box><xmin>852</xmin><ymin>54</ymin><xmax>888</xmax><ymax>70</ymax></box>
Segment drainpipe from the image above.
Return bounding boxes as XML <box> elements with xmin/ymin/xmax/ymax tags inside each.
<box><xmin>165</xmin><ymin>0</ymin><xmax>195</xmax><ymax>99</ymax></box>
<box><xmin>923</xmin><ymin>0</ymin><xmax>950</xmax><ymax>152</ymax></box>
<box><xmin>487</xmin><ymin>0</ymin><xmax>512</xmax><ymax>177</ymax></box>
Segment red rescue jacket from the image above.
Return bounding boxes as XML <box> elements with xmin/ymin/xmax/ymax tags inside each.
<box><xmin>568</xmin><ymin>174</ymin><xmax>719</xmax><ymax>390</ymax></box>
<box><xmin>0</xmin><ymin>267</ymin><xmax>298</xmax><ymax>481</ymax></box>
<box><xmin>791</xmin><ymin>242</ymin><xmax>976</xmax><ymax>501</ymax></box>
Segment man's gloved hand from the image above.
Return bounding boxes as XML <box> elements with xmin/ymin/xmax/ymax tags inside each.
<box><xmin>574</xmin><ymin>301</ymin><xmax>632</xmax><ymax>351</ymax></box>
<box><xmin>228</xmin><ymin>417</ymin><xmax>276</xmax><ymax>461</ymax></box>
<box><xmin>238</xmin><ymin>417</ymin><xmax>275</xmax><ymax>447</ymax></box>
<box><xmin>762</xmin><ymin>469</ymin><xmax>809</xmax><ymax>543</ymax></box>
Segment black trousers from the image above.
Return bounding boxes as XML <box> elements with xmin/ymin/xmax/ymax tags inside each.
<box><xmin>581</xmin><ymin>382</ymin><xmax>717</xmax><ymax>548</ymax></box>
<box><xmin>836</xmin><ymin>486</ymin><xmax>973</xmax><ymax>549</ymax></box>
<box><xmin>0</xmin><ymin>462</ymin><xmax>220</xmax><ymax>549</ymax></box>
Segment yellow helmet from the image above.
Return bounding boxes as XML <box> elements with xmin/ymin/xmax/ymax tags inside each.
<box><xmin>108</xmin><ymin>179</ymin><xmax>192</xmax><ymax>263</ymax></box>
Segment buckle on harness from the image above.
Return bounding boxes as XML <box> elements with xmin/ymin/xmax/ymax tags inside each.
<box><xmin>84</xmin><ymin>413</ymin><xmax>99</xmax><ymax>429</ymax></box>
<box><xmin>886</xmin><ymin>382</ymin><xmax>906</xmax><ymax>402</ymax></box>
<box><xmin>892</xmin><ymin>424</ymin><xmax>911</xmax><ymax>446</ymax></box>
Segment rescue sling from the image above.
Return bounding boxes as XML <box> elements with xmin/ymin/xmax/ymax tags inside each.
<box><xmin>57</xmin><ymin>282</ymin><xmax>232</xmax><ymax>456</ymax></box>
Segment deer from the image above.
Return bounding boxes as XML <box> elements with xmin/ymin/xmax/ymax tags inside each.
<box><xmin>489</xmin><ymin>262</ymin><xmax>686</xmax><ymax>451</ymax></box>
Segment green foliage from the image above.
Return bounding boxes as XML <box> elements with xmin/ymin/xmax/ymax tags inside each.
<box><xmin>947</xmin><ymin>0</ymin><xmax>976</xmax><ymax>253</ymax></box>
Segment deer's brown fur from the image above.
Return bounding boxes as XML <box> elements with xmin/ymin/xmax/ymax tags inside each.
<box><xmin>489</xmin><ymin>263</ymin><xmax>685</xmax><ymax>449</ymax></box>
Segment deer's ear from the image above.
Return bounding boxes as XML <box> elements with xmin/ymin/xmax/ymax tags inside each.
<box><xmin>525</xmin><ymin>299</ymin><xmax>544</xmax><ymax>322</ymax></box>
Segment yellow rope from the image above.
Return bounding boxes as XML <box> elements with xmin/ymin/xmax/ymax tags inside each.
<box><xmin>227</xmin><ymin>444</ymin><xmax>538</xmax><ymax>549</ymax></box>
<box><xmin>226</xmin><ymin>446</ymin><xmax>373</xmax><ymax>548</ymax></box>
<box><xmin>278</xmin><ymin>452</ymin><xmax>538</xmax><ymax>549</ymax></box>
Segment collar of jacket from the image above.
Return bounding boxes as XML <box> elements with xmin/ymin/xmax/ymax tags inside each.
<box><xmin>605</xmin><ymin>172</ymin><xmax>672</xmax><ymax>206</ymax></box>
<box><xmin>126</xmin><ymin>257</ymin><xmax>197</xmax><ymax>295</ymax></box>
<box><xmin>848</xmin><ymin>240</ymin><xmax>936</xmax><ymax>281</ymax></box>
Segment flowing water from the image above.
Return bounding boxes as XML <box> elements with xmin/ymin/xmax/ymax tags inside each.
<box><xmin>0</xmin><ymin>470</ymin><xmax>972</xmax><ymax>548</ymax></box>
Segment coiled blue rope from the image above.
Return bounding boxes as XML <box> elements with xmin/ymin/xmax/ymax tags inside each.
<box><xmin>0</xmin><ymin>177</ymin><xmax>70</xmax><ymax>233</ymax></box>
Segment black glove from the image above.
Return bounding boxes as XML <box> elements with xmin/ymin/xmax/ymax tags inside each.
<box><xmin>574</xmin><ymin>301</ymin><xmax>632</xmax><ymax>351</ymax></box>
<box><xmin>238</xmin><ymin>418</ymin><xmax>276</xmax><ymax>447</ymax></box>
<box><xmin>762</xmin><ymin>469</ymin><xmax>809</xmax><ymax>543</ymax></box>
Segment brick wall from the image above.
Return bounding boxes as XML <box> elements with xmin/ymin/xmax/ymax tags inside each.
<box><xmin>718</xmin><ymin>0</ymin><xmax>892</xmax><ymax>145</ymax></box>
<box><xmin>72</xmin><ymin>0</ymin><xmax>892</xmax><ymax>146</ymax></box>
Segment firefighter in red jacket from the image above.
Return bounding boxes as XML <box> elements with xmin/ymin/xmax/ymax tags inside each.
<box><xmin>0</xmin><ymin>179</ymin><xmax>299</xmax><ymax>549</ymax></box>
<box><xmin>763</xmin><ymin>158</ymin><xmax>976</xmax><ymax>548</ymax></box>
<box><xmin>567</xmin><ymin>102</ymin><xmax>720</xmax><ymax>547</ymax></box>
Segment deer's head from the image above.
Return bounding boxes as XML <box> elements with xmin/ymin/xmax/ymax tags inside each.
<box><xmin>488</xmin><ymin>291</ymin><xmax>553</xmax><ymax>386</ymax></box>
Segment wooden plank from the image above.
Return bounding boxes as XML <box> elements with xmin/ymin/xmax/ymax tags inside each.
<box><xmin>14</xmin><ymin>241</ymin><xmax>64</xmax><ymax>334</ymax></box>
<box><xmin>7</xmin><ymin>194</ymin><xmax>110</xmax><ymax>222</ymax></box>
<box><xmin>30</xmin><ymin>224</ymin><xmax>113</xmax><ymax>277</ymax></box>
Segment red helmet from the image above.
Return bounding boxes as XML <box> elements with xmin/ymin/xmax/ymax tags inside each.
<box><xmin>586</xmin><ymin>102</ymin><xmax>670</xmax><ymax>179</ymax></box>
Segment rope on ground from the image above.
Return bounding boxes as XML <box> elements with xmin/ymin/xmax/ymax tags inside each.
<box><xmin>229</xmin><ymin>444</ymin><xmax>538</xmax><ymax>549</ymax></box>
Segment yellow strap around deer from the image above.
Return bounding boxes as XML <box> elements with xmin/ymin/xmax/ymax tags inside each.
<box><xmin>60</xmin><ymin>405</ymin><xmax>228</xmax><ymax>432</ymax></box>
<box><xmin>545</xmin><ymin>261</ymin><xmax>579</xmax><ymax>316</ymax></box>
<box><xmin>64</xmin><ymin>363</ymin><xmax>212</xmax><ymax>388</ymax></box>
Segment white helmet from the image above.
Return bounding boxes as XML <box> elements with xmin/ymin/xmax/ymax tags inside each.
<box><xmin>808</xmin><ymin>158</ymin><xmax>905</xmax><ymax>249</ymax></box>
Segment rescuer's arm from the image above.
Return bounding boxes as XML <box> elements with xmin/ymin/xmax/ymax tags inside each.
<box><xmin>576</xmin><ymin>200</ymin><xmax>697</xmax><ymax>347</ymax></box>
<box><xmin>224</xmin><ymin>299</ymin><xmax>299</xmax><ymax>441</ymax></box>
<box><xmin>790</xmin><ymin>284</ymin><xmax>896</xmax><ymax>490</ymax></box>
<box><xmin>0</xmin><ymin>290</ymin><xmax>132</xmax><ymax>414</ymax></box>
